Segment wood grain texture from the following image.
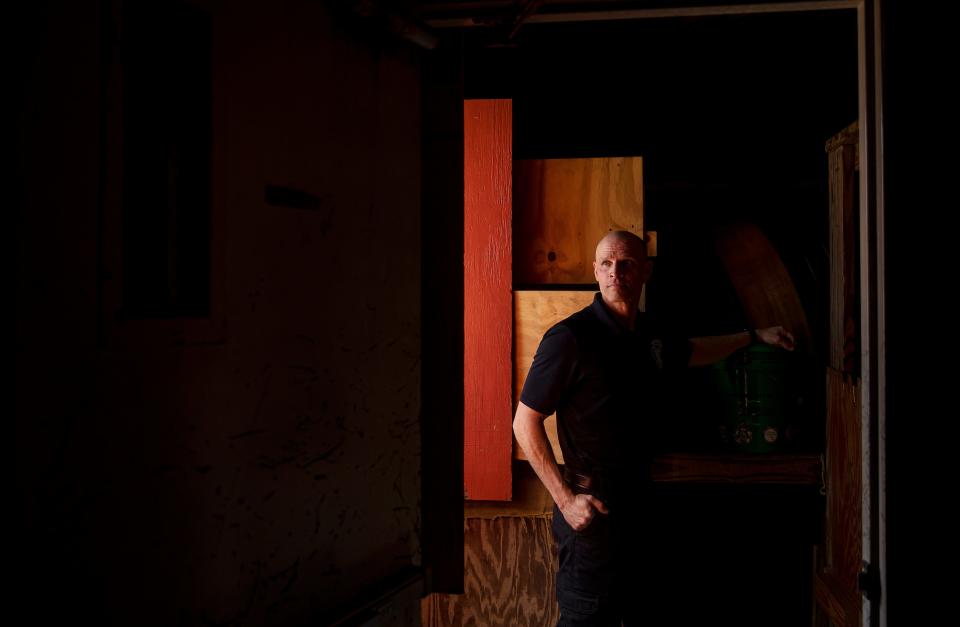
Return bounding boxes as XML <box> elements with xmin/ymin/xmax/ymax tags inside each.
<box><xmin>819</xmin><ymin>368</ymin><xmax>861</xmax><ymax>626</ymax></box>
<box><xmin>514</xmin><ymin>157</ymin><xmax>644</xmax><ymax>284</ymax></box>
<box><xmin>811</xmin><ymin>544</ymin><xmax>828</xmax><ymax>627</ymax></box>
<box><xmin>421</xmin><ymin>516</ymin><xmax>559</xmax><ymax>627</ymax></box>
<box><xmin>464</xmin><ymin>99</ymin><xmax>513</xmax><ymax>501</ymax></box>
<box><xmin>714</xmin><ymin>222</ymin><xmax>812</xmax><ymax>353</ymax></box>
<box><xmin>465</xmin><ymin>461</ymin><xmax>555</xmax><ymax>519</ymax></box>
<box><xmin>814</xmin><ymin>570</ymin><xmax>860</xmax><ymax>627</ymax></box>
<box><xmin>513</xmin><ymin>291</ymin><xmax>596</xmax><ymax>463</ymax></box>
<box><xmin>650</xmin><ymin>452</ymin><xmax>820</xmax><ymax>485</ymax></box>
<box><xmin>645</xmin><ymin>230</ymin><xmax>657</xmax><ymax>257</ymax></box>
<box><xmin>826</xmin><ymin>121</ymin><xmax>859</xmax><ymax>375</ymax></box>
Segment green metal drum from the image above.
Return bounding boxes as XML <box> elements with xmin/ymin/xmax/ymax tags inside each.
<box><xmin>712</xmin><ymin>344</ymin><xmax>789</xmax><ymax>453</ymax></box>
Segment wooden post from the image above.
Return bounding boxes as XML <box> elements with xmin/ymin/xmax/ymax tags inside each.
<box><xmin>463</xmin><ymin>99</ymin><xmax>513</xmax><ymax>501</ymax></box>
<box><xmin>825</xmin><ymin>121</ymin><xmax>859</xmax><ymax>377</ymax></box>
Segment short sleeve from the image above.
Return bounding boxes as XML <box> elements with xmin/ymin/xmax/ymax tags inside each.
<box><xmin>519</xmin><ymin>324</ymin><xmax>578</xmax><ymax>416</ymax></box>
<box><xmin>644</xmin><ymin>311</ymin><xmax>692</xmax><ymax>372</ymax></box>
<box><xmin>661</xmin><ymin>332</ymin><xmax>693</xmax><ymax>371</ymax></box>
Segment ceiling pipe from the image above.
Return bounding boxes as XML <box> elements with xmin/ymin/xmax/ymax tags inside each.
<box><xmin>349</xmin><ymin>0</ymin><xmax>440</xmax><ymax>50</ymax></box>
<box><xmin>422</xmin><ymin>1</ymin><xmax>857</xmax><ymax>28</ymax></box>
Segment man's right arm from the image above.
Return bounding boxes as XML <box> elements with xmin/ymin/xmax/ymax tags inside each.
<box><xmin>513</xmin><ymin>401</ymin><xmax>608</xmax><ymax>531</ymax></box>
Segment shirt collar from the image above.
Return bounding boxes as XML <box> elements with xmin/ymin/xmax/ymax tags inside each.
<box><xmin>590</xmin><ymin>292</ymin><xmax>637</xmax><ymax>335</ymax></box>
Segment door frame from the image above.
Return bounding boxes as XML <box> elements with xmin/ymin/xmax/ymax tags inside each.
<box><xmin>421</xmin><ymin>5</ymin><xmax>886</xmax><ymax>625</ymax></box>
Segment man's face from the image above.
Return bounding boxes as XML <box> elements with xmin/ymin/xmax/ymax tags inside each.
<box><xmin>593</xmin><ymin>235</ymin><xmax>651</xmax><ymax>308</ymax></box>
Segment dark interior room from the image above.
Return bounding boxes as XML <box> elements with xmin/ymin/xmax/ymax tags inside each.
<box><xmin>15</xmin><ymin>1</ymin><xmax>946</xmax><ymax>626</ymax></box>
<box><xmin>451</xmin><ymin>9</ymin><xmax>852</xmax><ymax>626</ymax></box>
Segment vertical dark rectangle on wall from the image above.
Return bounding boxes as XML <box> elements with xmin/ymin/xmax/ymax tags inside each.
<box><xmin>121</xmin><ymin>1</ymin><xmax>211</xmax><ymax>318</ymax></box>
<box><xmin>463</xmin><ymin>99</ymin><xmax>512</xmax><ymax>501</ymax></box>
<box><xmin>420</xmin><ymin>33</ymin><xmax>465</xmax><ymax>594</ymax></box>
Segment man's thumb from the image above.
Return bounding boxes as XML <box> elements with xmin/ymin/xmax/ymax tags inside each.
<box><xmin>587</xmin><ymin>495</ymin><xmax>609</xmax><ymax>514</ymax></box>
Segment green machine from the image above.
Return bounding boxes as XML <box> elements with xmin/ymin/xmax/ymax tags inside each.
<box><xmin>712</xmin><ymin>344</ymin><xmax>794</xmax><ymax>453</ymax></box>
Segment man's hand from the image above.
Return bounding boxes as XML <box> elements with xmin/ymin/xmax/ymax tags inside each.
<box><xmin>757</xmin><ymin>326</ymin><xmax>796</xmax><ymax>351</ymax></box>
<box><xmin>559</xmin><ymin>492</ymin><xmax>609</xmax><ymax>531</ymax></box>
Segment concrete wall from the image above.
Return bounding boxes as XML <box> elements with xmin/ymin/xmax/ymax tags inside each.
<box><xmin>16</xmin><ymin>1</ymin><xmax>422</xmax><ymax>624</ymax></box>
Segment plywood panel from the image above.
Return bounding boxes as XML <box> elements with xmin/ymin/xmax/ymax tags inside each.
<box><xmin>464</xmin><ymin>99</ymin><xmax>512</xmax><ymax>501</ymax></box>
<box><xmin>421</xmin><ymin>516</ymin><xmax>559</xmax><ymax>627</ymax></box>
<box><xmin>465</xmin><ymin>461</ymin><xmax>555</xmax><ymax>518</ymax></box>
<box><xmin>814</xmin><ymin>570</ymin><xmax>860</xmax><ymax>627</ymax></box>
<box><xmin>514</xmin><ymin>157</ymin><xmax>644</xmax><ymax>285</ymax></box>
<box><xmin>824</xmin><ymin>369</ymin><xmax>861</xmax><ymax>609</ymax></box>
<box><xmin>513</xmin><ymin>291</ymin><xmax>596</xmax><ymax>463</ymax></box>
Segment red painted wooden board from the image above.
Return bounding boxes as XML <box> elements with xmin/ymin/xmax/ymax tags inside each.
<box><xmin>464</xmin><ymin>99</ymin><xmax>512</xmax><ymax>501</ymax></box>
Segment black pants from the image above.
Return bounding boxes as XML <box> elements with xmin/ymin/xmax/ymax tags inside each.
<box><xmin>551</xmin><ymin>499</ymin><xmax>648</xmax><ymax>627</ymax></box>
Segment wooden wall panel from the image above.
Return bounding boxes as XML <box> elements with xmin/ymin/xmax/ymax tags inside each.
<box><xmin>826</xmin><ymin>122</ymin><xmax>859</xmax><ymax>375</ymax></box>
<box><xmin>513</xmin><ymin>291</ymin><xmax>596</xmax><ymax>463</ymax></box>
<box><xmin>815</xmin><ymin>124</ymin><xmax>862</xmax><ymax>627</ymax></box>
<box><xmin>514</xmin><ymin>157</ymin><xmax>644</xmax><ymax>285</ymax></box>
<box><xmin>421</xmin><ymin>516</ymin><xmax>559</xmax><ymax>627</ymax></box>
<box><xmin>817</xmin><ymin>368</ymin><xmax>861</xmax><ymax>627</ymax></box>
<box><xmin>465</xmin><ymin>461</ymin><xmax>555</xmax><ymax>518</ymax></box>
<box><xmin>464</xmin><ymin>99</ymin><xmax>512</xmax><ymax>501</ymax></box>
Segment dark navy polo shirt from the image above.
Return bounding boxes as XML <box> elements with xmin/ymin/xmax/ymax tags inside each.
<box><xmin>520</xmin><ymin>292</ymin><xmax>691</xmax><ymax>477</ymax></box>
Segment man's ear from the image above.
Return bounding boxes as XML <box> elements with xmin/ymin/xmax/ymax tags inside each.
<box><xmin>641</xmin><ymin>259</ymin><xmax>653</xmax><ymax>282</ymax></box>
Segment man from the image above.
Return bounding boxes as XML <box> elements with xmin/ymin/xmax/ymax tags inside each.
<box><xmin>513</xmin><ymin>230</ymin><xmax>795</xmax><ymax>626</ymax></box>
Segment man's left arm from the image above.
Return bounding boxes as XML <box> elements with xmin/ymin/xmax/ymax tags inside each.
<box><xmin>688</xmin><ymin>326</ymin><xmax>796</xmax><ymax>366</ymax></box>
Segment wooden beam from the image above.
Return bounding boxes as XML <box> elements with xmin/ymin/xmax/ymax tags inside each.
<box><xmin>650</xmin><ymin>452</ymin><xmax>821</xmax><ymax>485</ymax></box>
<box><xmin>464</xmin><ymin>99</ymin><xmax>513</xmax><ymax>501</ymax></box>
<box><xmin>826</xmin><ymin>121</ymin><xmax>859</xmax><ymax>375</ymax></box>
<box><xmin>424</xmin><ymin>1</ymin><xmax>858</xmax><ymax>28</ymax></box>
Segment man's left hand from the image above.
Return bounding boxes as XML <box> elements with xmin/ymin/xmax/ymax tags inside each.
<box><xmin>757</xmin><ymin>326</ymin><xmax>796</xmax><ymax>351</ymax></box>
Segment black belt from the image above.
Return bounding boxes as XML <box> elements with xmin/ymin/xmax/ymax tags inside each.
<box><xmin>563</xmin><ymin>466</ymin><xmax>604</xmax><ymax>494</ymax></box>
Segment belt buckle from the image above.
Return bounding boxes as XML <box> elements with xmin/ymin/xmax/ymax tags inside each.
<box><xmin>565</xmin><ymin>468</ymin><xmax>594</xmax><ymax>492</ymax></box>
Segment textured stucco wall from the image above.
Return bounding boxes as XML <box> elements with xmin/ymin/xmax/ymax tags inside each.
<box><xmin>16</xmin><ymin>1</ymin><xmax>421</xmax><ymax>624</ymax></box>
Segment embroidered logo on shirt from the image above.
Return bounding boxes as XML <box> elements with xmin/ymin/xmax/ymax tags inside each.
<box><xmin>650</xmin><ymin>339</ymin><xmax>664</xmax><ymax>370</ymax></box>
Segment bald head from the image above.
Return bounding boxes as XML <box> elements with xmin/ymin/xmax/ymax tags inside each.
<box><xmin>595</xmin><ymin>230</ymin><xmax>647</xmax><ymax>262</ymax></box>
<box><xmin>593</xmin><ymin>230</ymin><xmax>652</xmax><ymax>320</ymax></box>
